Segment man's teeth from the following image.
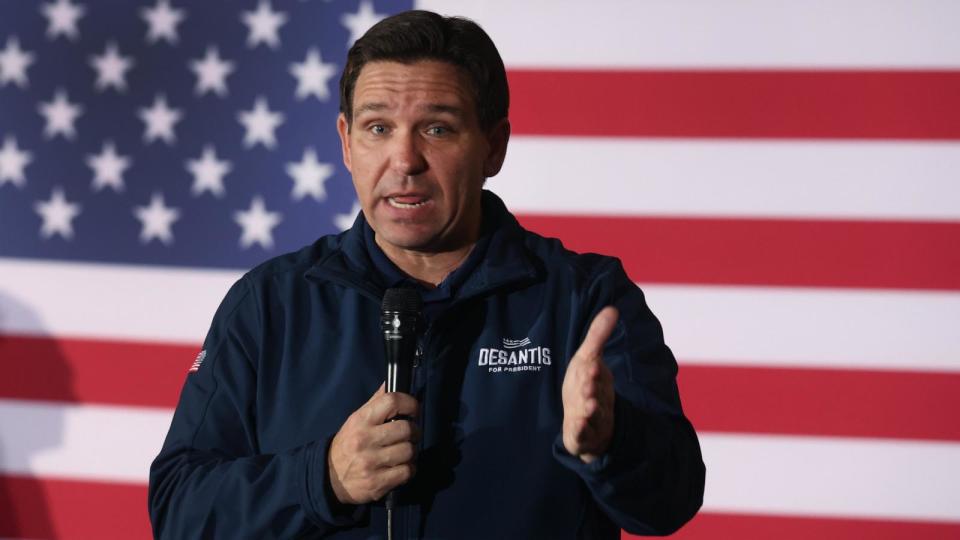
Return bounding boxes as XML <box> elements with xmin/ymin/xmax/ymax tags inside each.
<box><xmin>388</xmin><ymin>197</ymin><xmax>427</xmax><ymax>209</ymax></box>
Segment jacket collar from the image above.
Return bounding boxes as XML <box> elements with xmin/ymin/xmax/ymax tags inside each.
<box><xmin>305</xmin><ymin>190</ymin><xmax>540</xmax><ymax>303</ymax></box>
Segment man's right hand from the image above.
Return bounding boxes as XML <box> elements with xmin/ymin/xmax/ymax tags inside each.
<box><xmin>328</xmin><ymin>384</ymin><xmax>420</xmax><ymax>505</ymax></box>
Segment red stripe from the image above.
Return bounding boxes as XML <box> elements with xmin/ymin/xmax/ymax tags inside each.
<box><xmin>509</xmin><ymin>70</ymin><xmax>960</xmax><ymax>139</ymax></box>
<box><xmin>5</xmin><ymin>475</ymin><xmax>958</xmax><ymax>540</ymax></box>
<box><xmin>626</xmin><ymin>512</ymin><xmax>960</xmax><ymax>540</ymax></box>
<box><xmin>0</xmin><ymin>334</ymin><xmax>189</xmax><ymax>408</ymax></box>
<box><xmin>4</xmin><ymin>334</ymin><xmax>960</xmax><ymax>441</ymax></box>
<box><xmin>0</xmin><ymin>474</ymin><xmax>150</xmax><ymax>540</ymax></box>
<box><xmin>679</xmin><ymin>365</ymin><xmax>960</xmax><ymax>441</ymax></box>
<box><xmin>515</xmin><ymin>214</ymin><xmax>960</xmax><ymax>290</ymax></box>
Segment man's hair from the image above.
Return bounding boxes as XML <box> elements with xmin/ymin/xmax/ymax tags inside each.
<box><xmin>339</xmin><ymin>10</ymin><xmax>509</xmax><ymax>131</ymax></box>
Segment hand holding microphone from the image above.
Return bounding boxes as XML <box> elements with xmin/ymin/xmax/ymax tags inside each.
<box><xmin>328</xmin><ymin>288</ymin><xmax>423</xmax><ymax>505</ymax></box>
<box><xmin>327</xmin><ymin>383</ymin><xmax>420</xmax><ymax>505</ymax></box>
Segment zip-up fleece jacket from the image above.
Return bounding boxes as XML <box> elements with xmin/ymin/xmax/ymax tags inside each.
<box><xmin>149</xmin><ymin>191</ymin><xmax>705</xmax><ymax>539</ymax></box>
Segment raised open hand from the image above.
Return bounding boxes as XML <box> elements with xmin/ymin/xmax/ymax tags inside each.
<box><xmin>561</xmin><ymin>306</ymin><xmax>619</xmax><ymax>463</ymax></box>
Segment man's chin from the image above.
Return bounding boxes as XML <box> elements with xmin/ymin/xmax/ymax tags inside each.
<box><xmin>374</xmin><ymin>228</ymin><xmax>441</xmax><ymax>253</ymax></box>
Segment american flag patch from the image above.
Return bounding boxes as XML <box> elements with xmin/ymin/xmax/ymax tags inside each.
<box><xmin>188</xmin><ymin>350</ymin><xmax>207</xmax><ymax>373</ymax></box>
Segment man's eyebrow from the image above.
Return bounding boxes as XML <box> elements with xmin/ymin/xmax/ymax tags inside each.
<box><xmin>353</xmin><ymin>102</ymin><xmax>389</xmax><ymax>116</ymax></box>
<box><xmin>424</xmin><ymin>104</ymin><xmax>464</xmax><ymax>116</ymax></box>
<box><xmin>352</xmin><ymin>102</ymin><xmax>465</xmax><ymax>117</ymax></box>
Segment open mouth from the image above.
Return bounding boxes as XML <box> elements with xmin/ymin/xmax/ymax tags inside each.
<box><xmin>386</xmin><ymin>196</ymin><xmax>429</xmax><ymax>209</ymax></box>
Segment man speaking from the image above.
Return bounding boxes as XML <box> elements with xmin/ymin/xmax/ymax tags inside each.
<box><xmin>149</xmin><ymin>10</ymin><xmax>704</xmax><ymax>539</ymax></box>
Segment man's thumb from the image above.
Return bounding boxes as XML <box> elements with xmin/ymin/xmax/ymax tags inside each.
<box><xmin>576</xmin><ymin>306</ymin><xmax>619</xmax><ymax>360</ymax></box>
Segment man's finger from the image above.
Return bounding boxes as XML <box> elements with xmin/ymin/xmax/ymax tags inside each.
<box><xmin>572</xmin><ymin>417</ymin><xmax>597</xmax><ymax>446</ymax></box>
<box><xmin>574</xmin><ymin>306</ymin><xmax>619</xmax><ymax>361</ymax></box>
<box><xmin>583</xmin><ymin>398</ymin><xmax>597</xmax><ymax>418</ymax></box>
<box><xmin>580</xmin><ymin>381</ymin><xmax>593</xmax><ymax>402</ymax></box>
<box><xmin>365</xmin><ymin>383</ymin><xmax>386</xmax><ymax>403</ymax></box>
<box><xmin>580</xmin><ymin>368</ymin><xmax>597</xmax><ymax>399</ymax></box>
<box><xmin>375</xmin><ymin>441</ymin><xmax>417</xmax><ymax>468</ymax></box>
<box><xmin>373</xmin><ymin>419</ymin><xmax>420</xmax><ymax>447</ymax></box>
<box><xmin>380</xmin><ymin>463</ymin><xmax>416</xmax><ymax>494</ymax></box>
<box><xmin>365</xmin><ymin>391</ymin><xmax>419</xmax><ymax>425</ymax></box>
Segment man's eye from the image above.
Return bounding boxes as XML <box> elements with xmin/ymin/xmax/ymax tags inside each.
<box><xmin>369</xmin><ymin>124</ymin><xmax>387</xmax><ymax>135</ymax></box>
<box><xmin>426</xmin><ymin>126</ymin><xmax>449</xmax><ymax>136</ymax></box>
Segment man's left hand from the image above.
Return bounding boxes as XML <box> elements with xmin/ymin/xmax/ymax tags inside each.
<box><xmin>561</xmin><ymin>306</ymin><xmax>619</xmax><ymax>464</ymax></box>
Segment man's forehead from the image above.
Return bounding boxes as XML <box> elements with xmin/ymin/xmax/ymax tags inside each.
<box><xmin>352</xmin><ymin>60</ymin><xmax>475</xmax><ymax>111</ymax></box>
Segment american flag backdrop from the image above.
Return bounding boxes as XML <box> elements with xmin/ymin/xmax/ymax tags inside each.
<box><xmin>1</xmin><ymin>0</ymin><xmax>958</xmax><ymax>538</ymax></box>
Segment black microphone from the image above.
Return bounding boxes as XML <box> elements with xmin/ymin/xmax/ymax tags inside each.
<box><xmin>381</xmin><ymin>287</ymin><xmax>422</xmax><ymax>398</ymax></box>
<box><xmin>380</xmin><ymin>287</ymin><xmax>422</xmax><ymax>538</ymax></box>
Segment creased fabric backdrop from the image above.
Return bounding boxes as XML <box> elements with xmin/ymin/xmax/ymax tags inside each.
<box><xmin>1</xmin><ymin>1</ymin><xmax>958</xmax><ymax>538</ymax></box>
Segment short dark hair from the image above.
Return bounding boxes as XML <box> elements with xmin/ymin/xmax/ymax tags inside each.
<box><xmin>339</xmin><ymin>10</ymin><xmax>509</xmax><ymax>131</ymax></box>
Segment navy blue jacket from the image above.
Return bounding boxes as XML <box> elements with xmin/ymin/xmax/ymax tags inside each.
<box><xmin>149</xmin><ymin>191</ymin><xmax>704</xmax><ymax>539</ymax></box>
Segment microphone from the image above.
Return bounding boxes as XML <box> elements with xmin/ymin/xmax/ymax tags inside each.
<box><xmin>381</xmin><ymin>287</ymin><xmax>422</xmax><ymax>398</ymax></box>
<box><xmin>380</xmin><ymin>287</ymin><xmax>422</xmax><ymax>539</ymax></box>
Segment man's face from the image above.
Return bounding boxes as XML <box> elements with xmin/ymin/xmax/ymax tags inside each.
<box><xmin>337</xmin><ymin>60</ymin><xmax>508</xmax><ymax>253</ymax></box>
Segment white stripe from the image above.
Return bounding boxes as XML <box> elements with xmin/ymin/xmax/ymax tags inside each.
<box><xmin>0</xmin><ymin>257</ymin><xmax>240</xmax><ymax>344</ymax></box>
<box><xmin>416</xmin><ymin>0</ymin><xmax>960</xmax><ymax>68</ymax></box>
<box><xmin>0</xmin><ymin>399</ymin><xmax>172</xmax><ymax>484</ymax></box>
<box><xmin>492</xmin><ymin>138</ymin><xmax>960</xmax><ymax>221</ymax></box>
<box><xmin>643</xmin><ymin>284</ymin><xmax>960</xmax><ymax>373</ymax></box>
<box><xmin>2</xmin><ymin>259</ymin><xmax>959</xmax><ymax>372</ymax></box>
<box><xmin>700</xmin><ymin>432</ymin><xmax>960</xmax><ymax>522</ymax></box>
<box><xmin>2</xmin><ymin>399</ymin><xmax>959</xmax><ymax>522</ymax></box>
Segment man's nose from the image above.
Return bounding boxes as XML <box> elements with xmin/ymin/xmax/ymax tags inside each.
<box><xmin>390</xmin><ymin>131</ymin><xmax>427</xmax><ymax>176</ymax></box>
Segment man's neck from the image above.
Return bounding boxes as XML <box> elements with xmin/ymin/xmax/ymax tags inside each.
<box><xmin>375</xmin><ymin>235</ymin><xmax>477</xmax><ymax>288</ymax></box>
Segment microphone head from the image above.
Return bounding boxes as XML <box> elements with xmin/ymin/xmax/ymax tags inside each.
<box><xmin>381</xmin><ymin>287</ymin><xmax>423</xmax><ymax>314</ymax></box>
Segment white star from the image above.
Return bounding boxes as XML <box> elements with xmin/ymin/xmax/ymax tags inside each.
<box><xmin>189</xmin><ymin>46</ymin><xmax>234</xmax><ymax>97</ymax></box>
<box><xmin>290</xmin><ymin>48</ymin><xmax>337</xmax><ymax>101</ymax></box>
<box><xmin>186</xmin><ymin>145</ymin><xmax>231</xmax><ymax>197</ymax></box>
<box><xmin>89</xmin><ymin>42</ymin><xmax>134</xmax><ymax>92</ymax></box>
<box><xmin>139</xmin><ymin>94</ymin><xmax>182</xmax><ymax>145</ymax></box>
<box><xmin>234</xmin><ymin>196</ymin><xmax>282</xmax><ymax>249</ymax></box>
<box><xmin>141</xmin><ymin>0</ymin><xmax>186</xmax><ymax>45</ymax></box>
<box><xmin>0</xmin><ymin>37</ymin><xmax>35</xmax><ymax>88</ymax></box>
<box><xmin>37</xmin><ymin>89</ymin><xmax>83</xmax><ymax>140</ymax></box>
<box><xmin>86</xmin><ymin>141</ymin><xmax>131</xmax><ymax>192</ymax></box>
<box><xmin>341</xmin><ymin>0</ymin><xmax>385</xmax><ymax>46</ymax></box>
<box><xmin>0</xmin><ymin>136</ymin><xmax>33</xmax><ymax>188</ymax></box>
<box><xmin>334</xmin><ymin>200</ymin><xmax>361</xmax><ymax>231</ymax></box>
<box><xmin>237</xmin><ymin>96</ymin><xmax>284</xmax><ymax>149</ymax></box>
<box><xmin>34</xmin><ymin>187</ymin><xmax>81</xmax><ymax>240</ymax></box>
<box><xmin>40</xmin><ymin>0</ymin><xmax>85</xmax><ymax>41</ymax></box>
<box><xmin>240</xmin><ymin>1</ymin><xmax>287</xmax><ymax>49</ymax></box>
<box><xmin>134</xmin><ymin>192</ymin><xmax>180</xmax><ymax>245</ymax></box>
<box><xmin>286</xmin><ymin>147</ymin><xmax>333</xmax><ymax>202</ymax></box>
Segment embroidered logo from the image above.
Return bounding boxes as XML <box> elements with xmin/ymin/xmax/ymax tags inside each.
<box><xmin>501</xmin><ymin>337</ymin><xmax>531</xmax><ymax>349</ymax></box>
<box><xmin>189</xmin><ymin>349</ymin><xmax>207</xmax><ymax>373</ymax></box>
<box><xmin>478</xmin><ymin>337</ymin><xmax>551</xmax><ymax>374</ymax></box>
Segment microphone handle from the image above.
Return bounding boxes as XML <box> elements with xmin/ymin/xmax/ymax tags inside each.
<box><xmin>383</xmin><ymin>333</ymin><xmax>417</xmax><ymax>395</ymax></box>
<box><xmin>382</xmin><ymin>326</ymin><xmax>418</xmax><ymax>517</ymax></box>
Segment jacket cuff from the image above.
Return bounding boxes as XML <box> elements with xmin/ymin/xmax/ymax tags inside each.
<box><xmin>301</xmin><ymin>437</ymin><xmax>367</xmax><ymax>528</ymax></box>
<box><xmin>552</xmin><ymin>394</ymin><xmax>637</xmax><ymax>481</ymax></box>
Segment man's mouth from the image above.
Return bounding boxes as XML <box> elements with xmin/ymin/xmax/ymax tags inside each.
<box><xmin>386</xmin><ymin>196</ymin><xmax>429</xmax><ymax>209</ymax></box>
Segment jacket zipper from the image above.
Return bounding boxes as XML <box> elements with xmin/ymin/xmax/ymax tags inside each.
<box><xmin>403</xmin><ymin>323</ymin><xmax>431</xmax><ymax>540</ymax></box>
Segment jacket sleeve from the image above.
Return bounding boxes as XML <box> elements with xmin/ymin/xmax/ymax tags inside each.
<box><xmin>148</xmin><ymin>277</ymin><xmax>366</xmax><ymax>539</ymax></box>
<box><xmin>552</xmin><ymin>258</ymin><xmax>706</xmax><ymax>535</ymax></box>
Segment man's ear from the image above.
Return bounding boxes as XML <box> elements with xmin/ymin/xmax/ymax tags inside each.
<box><xmin>336</xmin><ymin>113</ymin><xmax>352</xmax><ymax>173</ymax></box>
<box><xmin>483</xmin><ymin>118</ymin><xmax>511</xmax><ymax>178</ymax></box>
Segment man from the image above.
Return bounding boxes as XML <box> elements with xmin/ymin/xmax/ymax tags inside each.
<box><xmin>149</xmin><ymin>10</ymin><xmax>704</xmax><ymax>539</ymax></box>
